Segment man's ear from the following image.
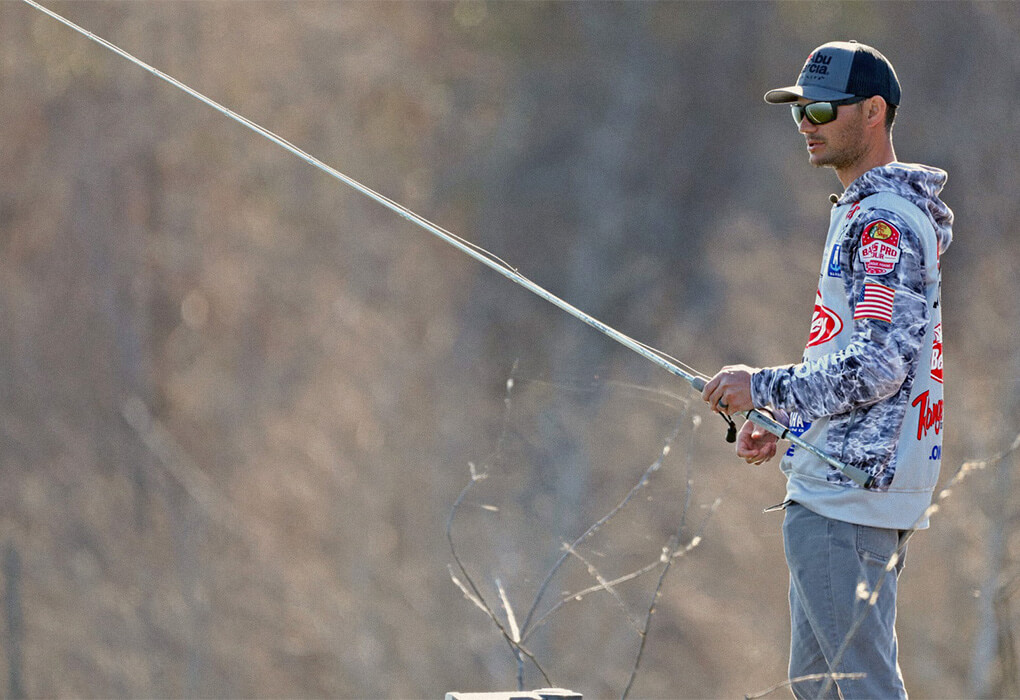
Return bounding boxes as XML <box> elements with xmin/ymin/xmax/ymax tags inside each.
<box><xmin>865</xmin><ymin>96</ymin><xmax>887</xmax><ymax>128</ymax></box>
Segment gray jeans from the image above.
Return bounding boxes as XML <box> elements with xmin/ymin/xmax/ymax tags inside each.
<box><xmin>782</xmin><ymin>502</ymin><xmax>909</xmax><ymax>699</ymax></box>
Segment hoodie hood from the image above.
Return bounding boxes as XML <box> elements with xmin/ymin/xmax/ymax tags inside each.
<box><xmin>838</xmin><ymin>162</ymin><xmax>954</xmax><ymax>255</ymax></box>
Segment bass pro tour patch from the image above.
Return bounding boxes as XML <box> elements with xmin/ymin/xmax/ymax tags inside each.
<box><xmin>859</xmin><ymin>219</ymin><xmax>901</xmax><ymax>275</ymax></box>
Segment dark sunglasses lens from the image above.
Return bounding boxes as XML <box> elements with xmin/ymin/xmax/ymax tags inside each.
<box><xmin>807</xmin><ymin>102</ymin><xmax>836</xmax><ymax>124</ymax></box>
<box><xmin>791</xmin><ymin>101</ymin><xmax>840</xmax><ymax>126</ymax></box>
<box><xmin>791</xmin><ymin>102</ymin><xmax>838</xmax><ymax>125</ymax></box>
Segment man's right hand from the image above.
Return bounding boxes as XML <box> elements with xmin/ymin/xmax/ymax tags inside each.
<box><xmin>736</xmin><ymin>419</ymin><xmax>779</xmax><ymax>465</ymax></box>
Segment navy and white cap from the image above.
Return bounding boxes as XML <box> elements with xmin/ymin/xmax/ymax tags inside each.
<box><xmin>764</xmin><ymin>41</ymin><xmax>901</xmax><ymax>106</ymax></box>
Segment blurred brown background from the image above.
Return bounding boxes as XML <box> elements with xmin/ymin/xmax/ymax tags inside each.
<box><xmin>1</xmin><ymin>1</ymin><xmax>1018</xmax><ymax>697</ymax></box>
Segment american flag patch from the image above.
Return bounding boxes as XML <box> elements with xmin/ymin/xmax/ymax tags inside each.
<box><xmin>854</xmin><ymin>283</ymin><xmax>896</xmax><ymax>323</ymax></box>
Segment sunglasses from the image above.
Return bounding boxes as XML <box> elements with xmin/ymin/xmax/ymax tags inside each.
<box><xmin>791</xmin><ymin>97</ymin><xmax>865</xmax><ymax>126</ymax></box>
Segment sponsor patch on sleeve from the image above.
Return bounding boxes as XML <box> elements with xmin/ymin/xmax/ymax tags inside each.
<box><xmin>826</xmin><ymin>243</ymin><xmax>842</xmax><ymax>277</ymax></box>
<box><xmin>807</xmin><ymin>289</ymin><xmax>843</xmax><ymax>347</ymax></box>
<box><xmin>859</xmin><ymin>219</ymin><xmax>901</xmax><ymax>275</ymax></box>
<box><xmin>854</xmin><ymin>282</ymin><xmax>896</xmax><ymax>323</ymax></box>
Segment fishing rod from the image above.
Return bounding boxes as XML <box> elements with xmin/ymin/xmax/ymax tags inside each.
<box><xmin>21</xmin><ymin>0</ymin><xmax>874</xmax><ymax>489</ymax></box>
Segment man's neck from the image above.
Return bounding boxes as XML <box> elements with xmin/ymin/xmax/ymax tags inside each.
<box><xmin>836</xmin><ymin>140</ymin><xmax>897</xmax><ymax>189</ymax></box>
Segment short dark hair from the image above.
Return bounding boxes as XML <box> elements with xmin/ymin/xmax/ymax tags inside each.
<box><xmin>884</xmin><ymin>103</ymin><xmax>897</xmax><ymax>132</ymax></box>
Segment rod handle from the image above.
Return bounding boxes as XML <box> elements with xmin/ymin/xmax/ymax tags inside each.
<box><xmin>688</xmin><ymin>376</ymin><xmax>874</xmax><ymax>489</ymax></box>
<box><xmin>744</xmin><ymin>409</ymin><xmax>874</xmax><ymax>488</ymax></box>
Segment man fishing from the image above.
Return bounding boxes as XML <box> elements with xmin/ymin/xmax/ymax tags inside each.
<box><xmin>701</xmin><ymin>41</ymin><xmax>953</xmax><ymax>698</ymax></box>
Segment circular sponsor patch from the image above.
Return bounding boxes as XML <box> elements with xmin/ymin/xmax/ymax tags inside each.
<box><xmin>807</xmin><ymin>290</ymin><xmax>843</xmax><ymax>347</ymax></box>
<box><xmin>859</xmin><ymin>219</ymin><xmax>901</xmax><ymax>275</ymax></box>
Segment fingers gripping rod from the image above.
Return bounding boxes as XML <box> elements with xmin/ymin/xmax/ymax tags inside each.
<box><xmin>22</xmin><ymin>0</ymin><xmax>872</xmax><ymax>489</ymax></box>
<box><xmin>688</xmin><ymin>377</ymin><xmax>873</xmax><ymax>488</ymax></box>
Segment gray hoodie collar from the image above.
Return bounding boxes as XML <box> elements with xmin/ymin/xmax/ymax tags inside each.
<box><xmin>836</xmin><ymin>162</ymin><xmax>954</xmax><ymax>254</ymax></box>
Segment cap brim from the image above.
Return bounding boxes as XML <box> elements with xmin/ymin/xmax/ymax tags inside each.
<box><xmin>764</xmin><ymin>85</ymin><xmax>857</xmax><ymax>104</ymax></box>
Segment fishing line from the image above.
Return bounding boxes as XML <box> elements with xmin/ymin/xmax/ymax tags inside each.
<box><xmin>20</xmin><ymin>0</ymin><xmax>706</xmax><ymax>381</ymax></box>
<box><xmin>22</xmin><ymin>0</ymin><xmax>874</xmax><ymax>487</ymax></box>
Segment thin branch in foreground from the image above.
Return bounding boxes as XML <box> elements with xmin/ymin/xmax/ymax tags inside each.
<box><xmin>528</xmin><ymin>496</ymin><xmax>718</xmax><ymax>638</ymax></box>
<box><xmin>444</xmin><ymin>364</ymin><xmax>553</xmax><ymax>688</ymax></box>
<box><xmin>748</xmin><ymin>431</ymin><xmax>1020</xmax><ymax>700</ymax></box>
<box><xmin>622</xmin><ymin>496</ymin><xmax>722</xmax><ymax>700</ymax></box>
<box><xmin>447</xmin><ymin>370</ymin><xmax>715</xmax><ymax>694</ymax></box>
<box><xmin>561</xmin><ymin>543</ymin><xmax>645</xmax><ymax>634</ymax></box>
<box><xmin>496</xmin><ymin>578</ymin><xmax>522</xmax><ymax>643</ymax></box>
<box><xmin>744</xmin><ymin>672</ymin><xmax>866</xmax><ymax>699</ymax></box>
<box><xmin>817</xmin><ymin>434</ymin><xmax>1018</xmax><ymax>698</ymax></box>
<box><xmin>519</xmin><ymin>414</ymin><xmax>689</xmax><ymax>639</ymax></box>
<box><xmin>445</xmin><ymin>464</ymin><xmax>552</xmax><ymax>687</ymax></box>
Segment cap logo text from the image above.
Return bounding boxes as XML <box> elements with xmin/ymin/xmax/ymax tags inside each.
<box><xmin>802</xmin><ymin>52</ymin><xmax>832</xmax><ymax>77</ymax></box>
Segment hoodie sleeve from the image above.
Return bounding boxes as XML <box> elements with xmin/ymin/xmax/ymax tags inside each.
<box><xmin>751</xmin><ymin>208</ymin><xmax>930</xmax><ymax>420</ymax></box>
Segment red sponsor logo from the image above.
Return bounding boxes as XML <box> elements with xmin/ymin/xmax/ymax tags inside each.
<box><xmin>930</xmin><ymin>323</ymin><xmax>943</xmax><ymax>383</ymax></box>
<box><xmin>807</xmin><ymin>290</ymin><xmax>843</xmax><ymax>347</ymax></box>
<box><xmin>845</xmin><ymin>203</ymin><xmax>861</xmax><ymax>220</ymax></box>
<box><xmin>859</xmin><ymin>220</ymin><xmax>901</xmax><ymax>275</ymax></box>
<box><xmin>912</xmin><ymin>390</ymin><xmax>943</xmax><ymax>441</ymax></box>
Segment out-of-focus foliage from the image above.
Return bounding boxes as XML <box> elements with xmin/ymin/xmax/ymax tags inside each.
<box><xmin>1</xmin><ymin>1</ymin><xmax>1018</xmax><ymax>697</ymax></box>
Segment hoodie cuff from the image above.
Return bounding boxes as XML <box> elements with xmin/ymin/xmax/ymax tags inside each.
<box><xmin>751</xmin><ymin>367</ymin><xmax>787</xmax><ymax>410</ymax></box>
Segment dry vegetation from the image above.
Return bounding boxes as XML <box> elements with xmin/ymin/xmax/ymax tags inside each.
<box><xmin>1</xmin><ymin>1</ymin><xmax>1018</xmax><ymax>698</ymax></box>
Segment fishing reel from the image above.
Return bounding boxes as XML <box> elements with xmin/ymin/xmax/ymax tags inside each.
<box><xmin>690</xmin><ymin>376</ymin><xmax>738</xmax><ymax>443</ymax></box>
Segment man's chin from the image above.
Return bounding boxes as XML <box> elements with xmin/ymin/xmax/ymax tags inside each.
<box><xmin>807</xmin><ymin>149</ymin><xmax>838</xmax><ymax>169</ymax></box>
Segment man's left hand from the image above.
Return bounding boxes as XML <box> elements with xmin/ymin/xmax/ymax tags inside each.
<box><xmin>701</xmin><ymin>364</ymin><xmax>757</xmax><ymax>414</ymax></box>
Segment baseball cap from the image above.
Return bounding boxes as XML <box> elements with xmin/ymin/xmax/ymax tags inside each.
<box><xmin>764</xmin><ymin>41</ymin><xmax>901</xmax><ymax>106</ymax></box>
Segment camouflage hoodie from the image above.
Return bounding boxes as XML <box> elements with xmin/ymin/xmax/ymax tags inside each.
<box><xmin>751</xmin><ymin>162</ymin><xmax>953</xmax><ymax>530</ymax></box>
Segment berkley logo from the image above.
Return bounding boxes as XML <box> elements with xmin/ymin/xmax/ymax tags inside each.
<box><xmin>912</xmin><ymin>389</ymin><xmax>943</xmax><ymax>441</ymax></box>
<box><xmin>807</xmin><ymin>290</ymin><xmax>843</xmax><ymax>347</ymax></box>
<box><xmin>930</xmin><ymin>322</ymin><xmax>943</xmax><ymax>383</ymax></box>
<box><xmin>859</xmin><ymin>219</ymin><xmax>902</xmax><ymax>275</ymax></box>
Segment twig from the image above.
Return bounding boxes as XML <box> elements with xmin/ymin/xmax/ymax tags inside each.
<box><xmin>445</xmin><ymin>363</ymin><xmax>553</xmax><ymax>687</ymax></box>
<box><xmin>120</xmin><ymin>396</ymin><xmax>251</xmax><ymax>541</ymax></box>
<box><xmin>447</xmin><ymin>370</ymin><xmax>715</xmax><ymax>695</ymax></box>
<box><xmin>815</xmin><ymin>435</ymin><xmax>1016</xmax><ymax>698</ymax></box>
<box><xmin>496</xmin><ymin>578</ymin><xmax>521</xmax><ymax>643</ymax></box>
<box><xmin>526</xmin><ymin>531</ymin><xmax>704</xmax><ymax>636</ymax></box>
<box><xmin>445</xmin><ymin>464</ymin><xmax>552</xmax><ymax>687</ymax></box>
<box><xmin>561</xmin><ymin>544</ymin><xmax>645</xmax><ymax>634</ymax></box>
<box><xmin>744</xmin><ymin>672</ymin><xmax>866</xmax><ymax>699</ymax></box>
<box><xmin>622</xmin><ymin>497</ymin><xmax>722</xmax><ymax>700</ymax></box>
<box><xmin>519</xmin><ymin>414</ymin><xmax>687</xmax><ymax>639</ymax></box>
<box><xmin>621</xmin><ymin>414</ymin><xmax>718</xmax><ymax>699</ymax></box>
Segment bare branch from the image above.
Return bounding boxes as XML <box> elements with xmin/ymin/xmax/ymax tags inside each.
<box><xmin>445</xmin><ymin>465</ymin><xmax>552</xmax><ymax>687</ymax></box>
<box><xmin>496</xmin><ymin>579</ymin><xmax>521</xmax><ymax>644</ymax></box>
<box><xmin>519</xmin><ymin>414</ymin><xmax>689</xmax><ymax>639</ymax></box>
<box><xmin>528</xmin><ymin>497</ymin><xmax>717</xmax><ymax>636</ymax></box>
<box><xmin>447</xmin><ymin>369</ymin><xmax>718</xmax><ymax>696</ymax></box>
<box><xmin>561</xmin><ymin>543</ymin><xmax>644</xmax><ymax>634</ymax></box>
<box><xmin>744</xmin><ymin>672</ymin><xmax>866</xmax><ymax>699</ymax></box>
<box><xmin>445</xmin><ymin>363</ymin><xmax>553</xmax><ymax>687</ymax></box>
<box><xmin>812</xmin><ymin>435</ymin><xmax>1020</xmax><ymax>699</ymax></box>
<box><xmin>622</xmin><ymin>493</ymin><xmax>721</xmax><ymax>700</ymax></box>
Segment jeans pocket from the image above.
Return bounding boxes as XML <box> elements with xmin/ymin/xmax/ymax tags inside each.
<box><xmin>855</xmin><ymin>524</ymin><xmax>898</xmax><ymax>565</ymax></box>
